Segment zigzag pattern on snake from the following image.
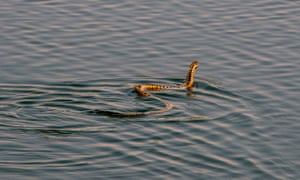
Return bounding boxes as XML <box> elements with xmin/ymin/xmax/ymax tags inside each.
<box><xmin>97</xmin><ymin>61</ymin><xmax>199</xmax><ymax>117</ymax></box>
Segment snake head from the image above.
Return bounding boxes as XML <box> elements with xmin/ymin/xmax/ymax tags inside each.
<box><xmin>134</xmin><ymin>85</ymin><xmax>150</xmax><ymax>97</ymax></box>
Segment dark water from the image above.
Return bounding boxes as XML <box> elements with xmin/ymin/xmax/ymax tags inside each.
<box><xmin>1</xmin><ymin>0</ymin><xmax>300</xmax><ymax>179</ymax></box>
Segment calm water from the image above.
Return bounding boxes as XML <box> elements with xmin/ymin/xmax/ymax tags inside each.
<box><xmin>1</xmin><ymin>0</ymin><xmax>300</xmax><ymax>179</ymax></box>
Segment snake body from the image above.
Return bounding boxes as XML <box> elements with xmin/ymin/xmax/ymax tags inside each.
<box><xmin>97</xmin><ymin>61</ymin><xmax>199</xmax><ymax>117</ymax></box>
<box><xmin>135</xmin><ymin>61</ymin><xmax>199</xmax><ymax>96</ymax></box>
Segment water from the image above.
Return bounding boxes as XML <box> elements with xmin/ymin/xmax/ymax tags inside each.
<box><xmin>1</xmin><ymin>0</ymin><xmax>300</xmax><ymax>179</ymax></box>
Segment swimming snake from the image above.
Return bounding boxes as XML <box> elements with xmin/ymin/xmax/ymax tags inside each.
<box><xmin>97</xmin><ymin>61</ymin><xmax>199</xmax><ymax>117</ymax></box>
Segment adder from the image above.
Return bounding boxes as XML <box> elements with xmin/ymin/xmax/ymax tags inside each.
<box><xmin>98</xmin><ymin>61</ymin><xmax>199</xmax><ymax>117</ymax></box>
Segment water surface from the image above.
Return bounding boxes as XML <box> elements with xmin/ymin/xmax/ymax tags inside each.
<box><xmin>1</xmin><ymin>0</ymin><xmax>300</xmax><ymax>179</ymax></box>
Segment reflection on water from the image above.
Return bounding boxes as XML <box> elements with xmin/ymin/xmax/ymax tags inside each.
<box><xmin>1</xmin><ymin>0</ymin><xmax>300</xmax><ymax>179</ymax></box>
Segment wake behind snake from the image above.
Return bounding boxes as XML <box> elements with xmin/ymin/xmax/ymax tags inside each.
<box><xmin>96</xmin><ymin>61</ymin><xmax>199</xmax><ymax>117</ymax></box>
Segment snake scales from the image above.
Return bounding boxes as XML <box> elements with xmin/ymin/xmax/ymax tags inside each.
<box><xmin>97</xmin><ymin>61</ymin><xmax>199</xmax><ymax>117</ymax></box>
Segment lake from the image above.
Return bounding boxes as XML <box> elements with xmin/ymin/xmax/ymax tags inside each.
<box><xmin>1</xmin><ymin>0</ymin><xmax>300</xmax><ymax>179</ymax></box>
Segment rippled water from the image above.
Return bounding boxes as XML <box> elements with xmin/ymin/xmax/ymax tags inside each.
<box><xmin>1</xmin><ymin>0</ymin><xmax>300</xmax><ymax>179</ymax></box>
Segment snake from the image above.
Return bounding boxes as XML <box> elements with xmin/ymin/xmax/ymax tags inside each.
<box><xmin>96</xmin><ymin>61</ymin><xmax>199</xmax><ymax>117</ymax></box>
